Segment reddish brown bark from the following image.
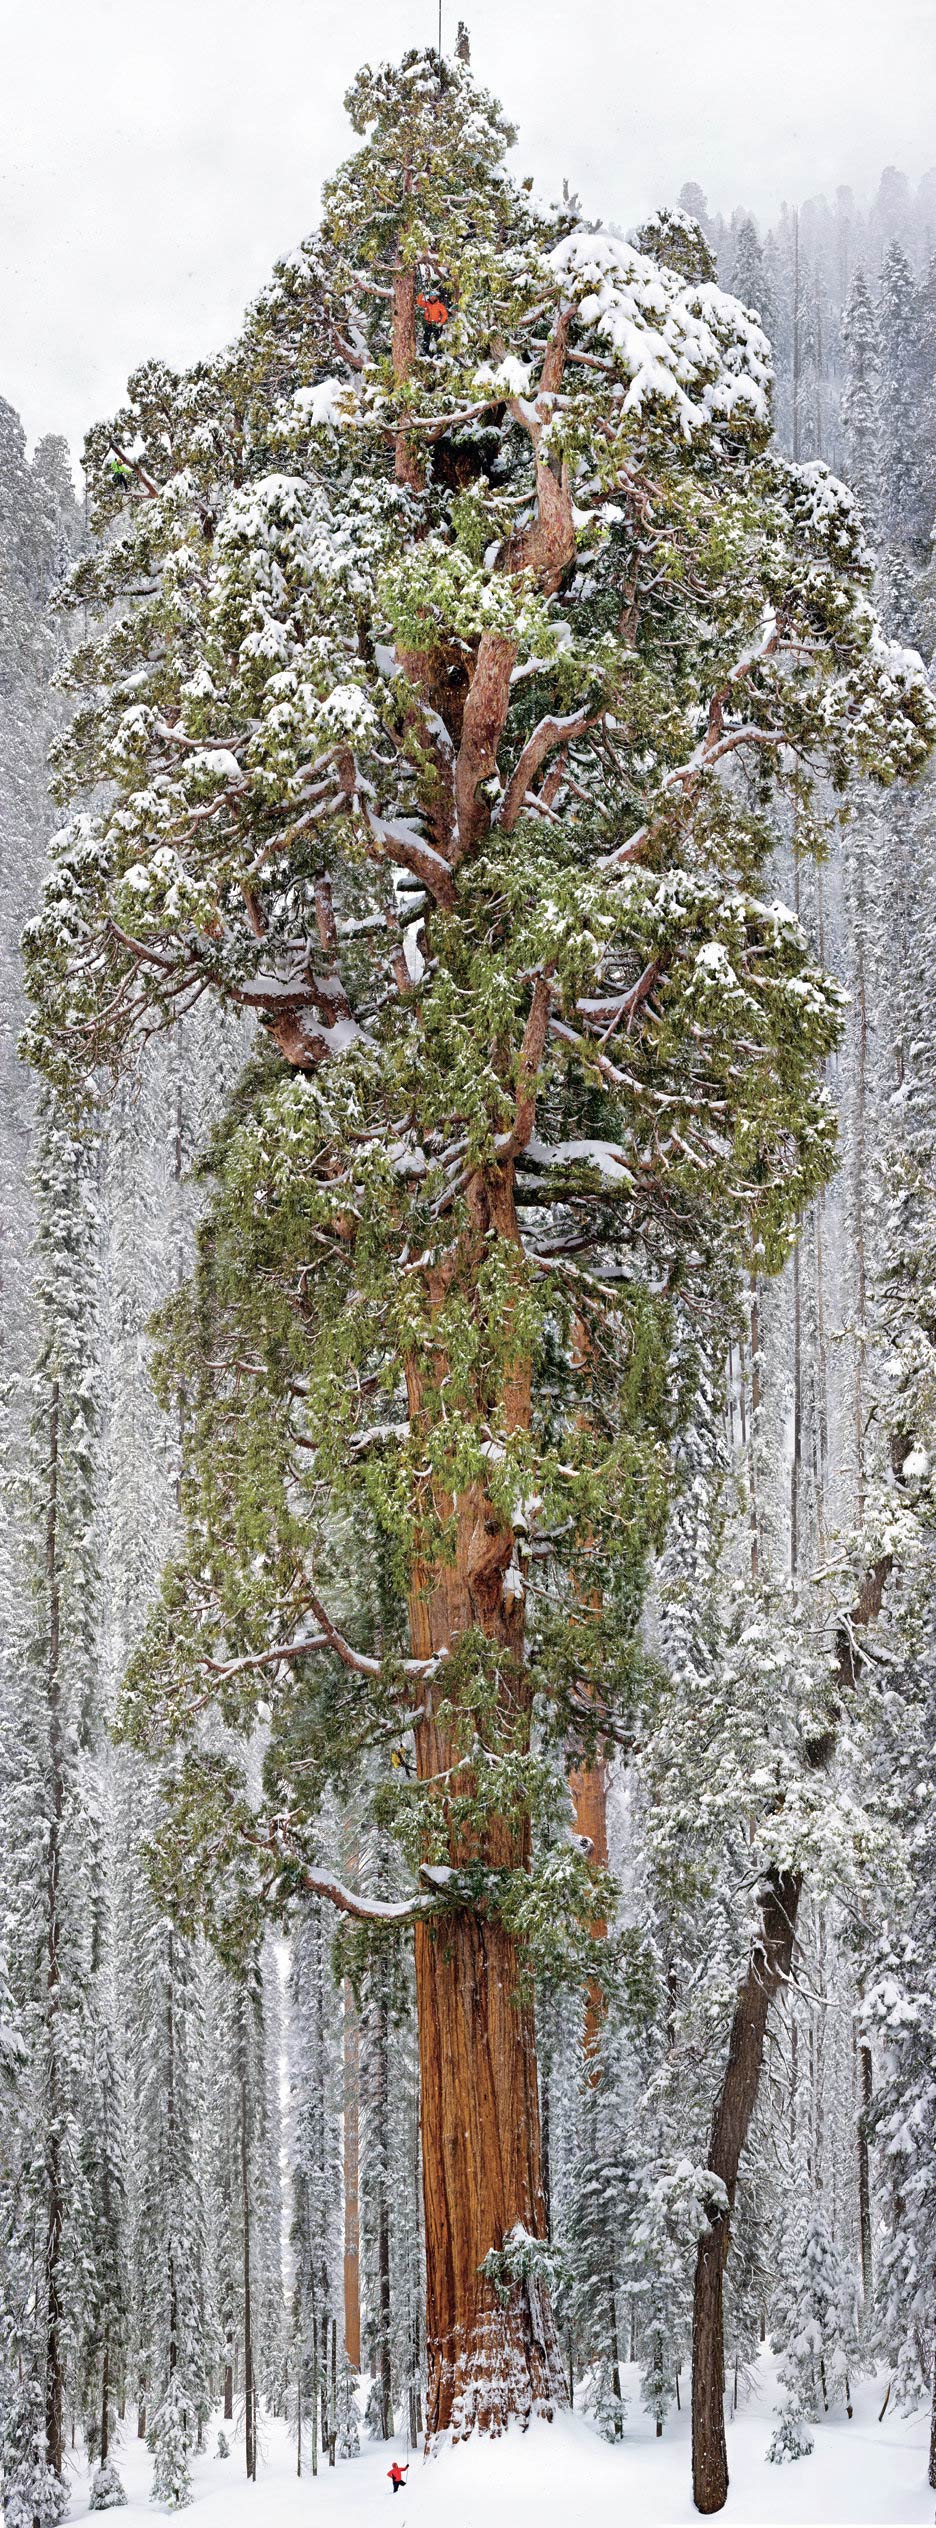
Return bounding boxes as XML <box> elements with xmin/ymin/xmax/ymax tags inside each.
<box><xmin>453</xmin><ymin>634</ymin><xmax>518</xmax><ymax>861</ymax></box>
<box><xmin>403</xmin><ymin>1156</ymin><xmax>564</xmax><ymax>2439</ymax></box>
<box><xmin>505</xmin><ymin>308</ymin><xmax>577</xmax><ymax>593</ymax></box>
<box><xmin>414</xmin><ymin>1906</ymin><xmax>558</xmax><ymax>2437</ymax></box>
<box><xmin>392</xmin><ymin>268</ymin><xmax>424</xmax><ymax>492</ymax></box>
<box><xmin>568</xmin><ymin>1756</ymin><xmax>609</xmax><ymax>2070</ymax></box>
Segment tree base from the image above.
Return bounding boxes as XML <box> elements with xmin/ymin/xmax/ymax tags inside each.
<box><xmin>428</xmin><ymin>2291</ymin><xmax>567</xmax><ymax>2442</ymax></box>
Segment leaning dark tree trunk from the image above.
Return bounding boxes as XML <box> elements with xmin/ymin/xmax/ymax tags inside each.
<box><xmin>692</xmin><ymin>1868</ymin><xmax>801</xmax><ymax>2513</ymax></box>
<box><xmin>691</xmin><ymin>1556</ymin><xmax>891</xmax><ymax>2513</ymax></box>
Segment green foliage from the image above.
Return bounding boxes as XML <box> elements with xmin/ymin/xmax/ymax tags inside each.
<box><xmin>24</xmin><ymin>42</ymin><xmax>936</xmax><ymax>1982</ymax></box>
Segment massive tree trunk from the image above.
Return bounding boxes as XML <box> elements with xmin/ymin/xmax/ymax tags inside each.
<box><xmin>414</xmin><ymin>1903</ymin><xmax>556</xmax><ymax>2437</ymax></box>
<box><xmin>406</xmin><ymin>1170</ymin><xmax>564</xmax><ymax>2438</ymax></box>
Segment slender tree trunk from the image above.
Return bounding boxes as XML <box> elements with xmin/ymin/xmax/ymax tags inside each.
<box><xmin>343</xmin><ymin>1981</ymin><xmax>361</xmax><ymax>2370</ymax></box>
<box><xmin>240</xmin><ymin>2039</ymin><xmax>256</xmax><ymax>2482</ymax></box>
<box><xmin>852</xmin><ymin>829</ymin><xmax>869</xmax><ymax>1520</ymax></box>
<box><xmin>748</xmin><ymin>1283</ymin><xmax>761</xmax><ymax>1582</ymax></box>
<box><xmin>373</xmin><ymin>1988</ymin><xmax>394</xmax><ymax>2439</ymax></box>
<box><xmin>857</xmin><ymin>2039</ymin><xmax>873</xmax><ymax>2302</ymax></box>
<box><xmin>100</xmin><ymin>2334</ymin><xmax>110</xmax><ymax>2467</ymax></box>
<box><xmin>608</xmin><ymin>2281</ymin><xmax>623</xmax><ymax>2438</ymax></box>
<box><xmin>691</xmin><ymin>1557</ymin><xmax>891</xmax><ymax>2513</ymax></box>
<box><xmin>790</xmin><ymin>1238</ymin><xmax>802</xmax><ymax>1577</ymax></box>
<box><xmin>310</xmin><ymin>2315</ymin><xmax>318</xmax><ymax>2478</ymax></box>
<box><xmin>928</xmin><ymin>2338</ymin><xmax>936</xmax><ymax>2491</ymax></box>
<box><xmin>44</xmin><ymin>1382</ymin><xmax>65</xmax><ymax>2483</ymax></box>
<box><xmin>224</xmin><ymin>2363</ymin><xmax>233</xmax><ymax>2423</ymax></box>
<box><xmin>692</xmin><ymin>1869</ymin><xmax>801</xmax><ymax>2514</ymax></box>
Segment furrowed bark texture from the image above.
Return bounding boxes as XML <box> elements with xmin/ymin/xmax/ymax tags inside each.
<box><xmin>406</xmin><ymin>1165</ymin><xmax>565</xmax><ymax>2438</ymax></box>
<box><xmin>414</xmin><ymin>1907</ymin><xmax>557</xmax><ymax>2438</ymax></box>
<box><xmin>569</xmin><ymin>1756</ymin><xmax>609</xmax><ymax>2071</ymax></box>
<box><xmin>691</xmin><ymin>1554</ymin><xmax>892</xmax><ymax>2513</ymax></box>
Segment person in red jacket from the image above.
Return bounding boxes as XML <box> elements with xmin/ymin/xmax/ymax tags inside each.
<box><xmin>387</xmin><ymin>2459</ymin><xmax>409</xmax><ymax>2493</ymax></box>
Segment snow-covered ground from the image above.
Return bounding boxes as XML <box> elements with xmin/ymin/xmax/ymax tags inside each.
<box><xmin>69</xmin><ymin>2364</ymin><xmax>932</xmax><ymax>2528</ymax></box>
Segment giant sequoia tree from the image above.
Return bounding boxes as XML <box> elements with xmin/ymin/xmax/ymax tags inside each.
<box><xmin>24</xmin><ymin>47</ymin><xmax>934</xmax><ymax>2451</ymax></box>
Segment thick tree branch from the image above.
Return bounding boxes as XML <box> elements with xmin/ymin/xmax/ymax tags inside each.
<box><xmin>453</xmin><ymin>633</ymin><xmax>517</xmax><ymax>861</ymax></box>
<box><xmin>496</xmin><ymin>973</ymin><xmax>553</xmax><ymax>1157</ymax></box>
<box><xmin>367</xmin><ymin>808</ymin><xmax>458</xmax><ymax>908</ymax></box>
<box><xmin>498</xmin><ymin>708</ymin><xmax>596</xmax><ymax>834</ymax></box>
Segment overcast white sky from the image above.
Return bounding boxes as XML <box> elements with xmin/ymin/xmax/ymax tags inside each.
<box><xmin>0</xmin><ymin>0</ymin><xmax>933</xmax><ymax>463</ymax></box>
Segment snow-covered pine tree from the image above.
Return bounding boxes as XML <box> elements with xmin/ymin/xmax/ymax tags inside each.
<box><xmin>24</xmin><ymin>42</ymin><xmax>936</xmax><ymax>2459</ymax></box>
<box><xmin>559</xmin><ymin>2069</ymin><xmax>632</xmax><ymax>2442</ymax></box>
<box><xmin>289</xmin><ymin>1895</ymin><xmax>343</xmax><ymax>2471</ymax></box>
<box><xmin>876</xmin><ymin>243</ymin><xmax>929</xmax><ymax>639</ymax></box>
<box><xmin>205</xmin><ymin>1944</ymin><xmax>282</xmax><ymax>2475</ymax></box>
<box><xmin>731</xmin><ymin>220</ymin><xmax>774</xmax><ymax>337</ymax></box>
<box><xmin>135</xmin><ymin>1889</ymin><xmax>214</xmax><ymax>2502</ymax></box>
<box><xmin>840</xmin><ymin>273</ymin><xmax>882</xmax><ymax>536</ymax></box>
<box><xmin>769</xmin><ymin>2194</ymin><xmax>857</xmax><ymax>2439</ymax></box>
<box><xmin>0</xmin><ymin>407</ymin><xmax>78</xmax><ymax>1412</ymax></box>
<box><xmin>0</xmin><ymin>1093</ymin><xmax>125</xmax><ymax>2521</ymax></box>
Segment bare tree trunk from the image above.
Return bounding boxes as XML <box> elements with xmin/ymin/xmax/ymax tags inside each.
<box><xmin>928</xmin><ymin>2338</ymin><xmax>936</xmax><ymax>2491</ymax></box>
<box><xmin>857</xmin><ymin>2039</ymin><xmax>873</xmax><ymax>2303</ymax></box>
<box><xmin>44</xmin><ymin>1382</ymin><xmax>65</xmax><ymax>2484</ymax></box>
<box><xmin>100</xmin><ymin>2334</ymin><xmax>110</xmax><ymax>2467</ymax></box>
<box><xmin>748</xmin><ymin>1284</ymin><xmax>761</xmax><ymax>1582</ymax></box>
<box><xmin>343</xmin><ymin>1981</ymin><xmax>361</xmax><ymax>2370</ymax></box>
<box><xmin>692</xmin><ymin>1868</ymin><xmax>801</xmax><ymax>2514</ymax></box>
<box><xmin>240</xmin><ymin>2030</ymin><xmax>256</xmax><ymax>2482</ymax></box>
<box><xmin>691</xmin><ymin>1557</ymin><xmax>891</xmax><ymax>2513</ymax></box>
<box><xmin>310</xmin><ymin>2315</ymin><xmax>318</xmax><ymax>2478</ymax></box>
<box><xmin>608</xmin><ymin>2281</ymin><xmax>623</xmax><ymax>2437</ymax></box>
<box><xmin>790</xmin><ymin>1239</ymin><xmax>802</xmax><ymax>1577</ymax></box>
<box><xmin>373</xmin><ymin>1987</ymin><xmax>394</xmax><ymax>2440</ymax></box>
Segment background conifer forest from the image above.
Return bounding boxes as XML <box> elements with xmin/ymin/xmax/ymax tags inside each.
<box><xmin>3</xmin><ymin>35</ymin><xmax>936</xmax><ymax>2528</ymax></box>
